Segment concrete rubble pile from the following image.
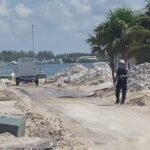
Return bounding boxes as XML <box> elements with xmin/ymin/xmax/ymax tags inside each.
<box><xmin>127</xmin><ymin>95</ymin><xmax>150</xmax><ymax>106</ymax></box>
<box><xmin>25</xmin><ymin>112</ymin><xmax>65</xmax><ymax>140</ymax></box>
<box><xmin>128</xmin><ymin>63</ymin><xmax>150</xmax><ymax>91</ymax></box>
<box><xmin>25</xmin><ymin>112</ymin><xmax>88</xmax><ymax>150</ymax></box>
<box><xmin>47</xmin><ymin>62</ymin><xmax>112</xmax><ymax>86</ymax></box>
<box><xmin>48</xmin><ymin>72</ymin><xmax>67</xmax><ymax>83</ymax></box>
<box><xmin>83</xmin><ymin>62</ymin><xmax>112</xmax><ymax>85</ymax></box>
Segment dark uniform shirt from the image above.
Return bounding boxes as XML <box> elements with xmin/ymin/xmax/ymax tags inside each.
<box><xmin>116</xmin><ymin>67</ymin><xmax>128</xmax><ymax>86</ymax></box>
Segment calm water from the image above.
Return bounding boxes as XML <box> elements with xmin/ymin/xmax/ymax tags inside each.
<box><xmin>0</xmin><ymin>63</ymin><xmax>93</xmax><ymax>77</ymax></box>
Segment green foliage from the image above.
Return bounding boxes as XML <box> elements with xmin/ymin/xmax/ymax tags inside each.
<box><xmin>133</xmin><ymin>0</ymin><xmax>150</xmax><ymax>63</ymax></box>
<box><xmin>139</xmin><ymin>16</ymin><xmax>150</xmax><ymax>29</ymax></box>
<box><xmin>136</xmin><ymin>50</ymin><xmax>150</xmax><ymax>63</ymax></box>
<box><xmin>37</xmin><ymin>51</ymin><xmax>54</xmax><ymax>61</ymax></box>
<box><xmin>87</xmin><ymin>5</ymin><xmax>150</xmax><ymax>81</ymax></box>
<box><xmin>87</xmin><ymin>7</ymin><xmax>137</xmax><ymax>57</ymax></box>
<box><xmin>145</xmin><ymin>0</ymin><xmax>150</xmax><ymax>15</ymax></box>
<box><xmin>0</xmin><ymin>50</ymin><xmax>92</xmax><ymax>63</ymax></box>
<box><xmin>0</xmin><ymin>50</ymin><xmax>34</xmax><ymax>62</ymax></box>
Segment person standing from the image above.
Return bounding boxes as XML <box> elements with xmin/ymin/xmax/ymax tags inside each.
<box><xmin>115</xmin><ymin>60</ymin><xmax>128</xmax><ymax>104</ymax></box>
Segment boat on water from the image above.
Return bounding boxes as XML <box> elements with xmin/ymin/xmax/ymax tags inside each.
<box><xmin>10</xmin><ymin>61</ymin><xmax>18</xmax><ymax>65</ymax></box>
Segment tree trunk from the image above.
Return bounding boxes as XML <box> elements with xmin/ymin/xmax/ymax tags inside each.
<box><xmin>122</xmin><ymin>47</ymin><xmax>127</xmax><ymax>61</ymax></box>
<box><xmin>121</xmin><ymin>27</ymin><xmax>128</xmax><ymax>63</ymax></box>
<box><xmin>109</xmin><ymin>55</ymin><xmax>115</xmax><ymax>85</ymax></box>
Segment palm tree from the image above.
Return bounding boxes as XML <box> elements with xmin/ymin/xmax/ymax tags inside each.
<box><xmin>87</xmin><ymin>7</ymin><xmax>137</xmax><ymax>82</ymax></box>
<box><xmin>107</xmin><ymin>7</ymin><xmax>137</xmax><ymax>61</ymax></box>
<box><xmin>87</xmin><ymin>22</ymin><xmax>117</xmax><ymax>82</ymax></box>
<box><xmin>127</xmin><ymin>25</ymin><xmax>150</xmax><ymax>63</ymax></box>
<box><xmin>87</xmin><ymin>6</ymin><xmax>150</xmax><ymax>81</ymax></box>
<box><xmin>87</xmin><ymin>23</ymin><xmax>107</xmax><ymax>56</ymax></box>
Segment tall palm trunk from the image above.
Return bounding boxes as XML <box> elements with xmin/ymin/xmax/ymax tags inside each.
<box><xmin>121</xmin><ymin>28</ymin><xmax>128</xmax><ymax>62</ymax></box>
<box><xmin>122</xmin><ymin>48</ymin><xmax>128</xmax><ymax>62</ymax></box>
<box><xmin>109</xmin><ymin>53</ymin><xmax>115</xmax><ymax>84</ymax></box>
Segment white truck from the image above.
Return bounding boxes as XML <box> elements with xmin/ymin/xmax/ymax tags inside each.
<box><xmin>16</xmin><ymin>58</ymin><xmax>39</xmax><ymax>86</ymax></box>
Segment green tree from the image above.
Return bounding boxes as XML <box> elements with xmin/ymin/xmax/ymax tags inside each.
<box><xmin>126</xmin><ymin>0</ymin><xmax>150</xmax><ymax>63</ymax></box>
<box><xmin>127</xmin><ymin>26</ymin><xmax>150</xmax><ymax>63</ymax></box>
<box><xmin>107</xmin><ymin>7</ymin><xmax>138</xmax><ymax>61</ymax></box>
<box><xmin>145</xmin><ymin>0</ymin><xmax>150</xmax><ymax>15</ymax></box>
<box><xmin>87</xmin><ymin>7</ymin><xmax>137</xmax><ymax>81</ymax></box>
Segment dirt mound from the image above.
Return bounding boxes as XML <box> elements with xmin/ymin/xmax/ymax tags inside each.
<box><xmin>127</xmin><ymin>91</ymin><xmax>150</xmax><ymax>106</ymax></box>
<box><xmin>58</xmin><ymin>136</ymin><xmax>89</xmax><ymax>150</ymax></box>
<box><xmin>127</xmin><ymin>95</ymin><xmax>150</xmax><ymax>106</ymax></box>
<box><xmin>25</xmin><ymin>112</ymin><xmax>65</xmax><ymax>140</ymax></box>
<box><xmin>25</xmin><ymin>112</ymin><xmax>88</xmax><ymax>149</ymax></box>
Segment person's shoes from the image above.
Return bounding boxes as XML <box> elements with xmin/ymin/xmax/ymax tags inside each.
<box><xmin>120</xmin><ymin>101</ymin><xmax>125</xmax><ymax>105</ymax></box>
<box><xmin>115</xmin><ymin>100</ymin><xmax>119</xmax><ymax>104</ymax></box>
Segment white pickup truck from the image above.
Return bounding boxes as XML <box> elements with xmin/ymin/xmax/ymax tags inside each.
<box><xmin>16</xmin><ymin>58</ymin><xmax>39</xmax><ymax>86</ymax></box>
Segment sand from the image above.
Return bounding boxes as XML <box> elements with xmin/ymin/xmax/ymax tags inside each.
<box><xmin>11</xmin><ymin>84</ymin><xmax>150</xmax><ymax>150</ymax></box>
<box><xmin>1</xmin><ymin>79</ymin><xmax>150</xmax><ymax>149</ymax></box>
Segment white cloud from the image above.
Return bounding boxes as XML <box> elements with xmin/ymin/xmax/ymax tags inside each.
<box><xmin>97</xmin><ymin>0</ymin><xmax>144</xmax><ymax>10</ymax></box>
<box><xmin>70</xmin><ymin>0</ymin><xmax>91</xmax><ymax>15</ymax></box>
<box><xmin>0</xmin><ymin>1</ymin><xmax>9</xmax><ymax>16</ymax></box>
<box><xmin>15</xmin><ymin>3</ymin><xmax>32</xmax><ymax>18</ymax></box>
<box><xmin>41</xmin><ymin>1</ymin><xmax>72</xmax><ymax>22</ymax></box>
<box><xmin>0</xmin><ymin>2</ymin><xmax>32</xmax><ymax>37</ymax></box>
<box><xmin>0</xmin><ymin>0</ymin><xmax>146</xmax><ymax>53</ymax></box>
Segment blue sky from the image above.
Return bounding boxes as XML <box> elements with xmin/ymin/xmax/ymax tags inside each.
<box><xmin>0</xmin><ymin>0</ymin><xmax>145</xmax><ymax>54</ymax></box>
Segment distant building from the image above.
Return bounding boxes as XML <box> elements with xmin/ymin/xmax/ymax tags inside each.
<box><xmin>76</xmin><ymin>56</ymin><xmax>99</xmax><ymax>63</ymax></box>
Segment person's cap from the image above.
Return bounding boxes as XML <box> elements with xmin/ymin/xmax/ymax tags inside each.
<box><xmin>119</xmin><ymin>59</ymin><xmax>125</xmax><ymax>64</ymax></box>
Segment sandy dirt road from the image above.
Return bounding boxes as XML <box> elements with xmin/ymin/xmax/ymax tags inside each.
<box><xmin>15</xmin><ymin>85</ymin><xmax>150</xmax><ymax>150</ymax></box>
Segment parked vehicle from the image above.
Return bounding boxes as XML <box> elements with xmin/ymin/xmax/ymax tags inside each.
<box><xmin>16</xmin><ymin>58</ymin><xmax>39</xmax><ymax>86</ymax></box>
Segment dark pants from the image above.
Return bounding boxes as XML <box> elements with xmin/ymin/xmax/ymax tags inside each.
<box><xmin>116</xmin><ymin>83</ymin><xmax>127</xmax><ymax>103</ymax></box>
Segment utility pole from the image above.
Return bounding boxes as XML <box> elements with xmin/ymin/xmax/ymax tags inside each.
<box><xmin>32</xmin><ymin>24</ymin><xmax>35</xmax><ymax>55</ymax></box>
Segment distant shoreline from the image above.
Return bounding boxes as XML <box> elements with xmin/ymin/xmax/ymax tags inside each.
<box><xmin>0</xmin><ymin>62</ymin><xmax>95</xmax><ymax>77</ymax></box>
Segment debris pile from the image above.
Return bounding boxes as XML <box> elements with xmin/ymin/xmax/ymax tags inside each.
<box><xmin>58</xmin><ymin>135</ymin><xmax>89</xmax><ymax>150</ymax></box>
<box><xmin>127</xmin><ymin>96</ymin><xmax>148</xmax><ymax>106</ymax></box>
<box><xmin>46</xmin><ymin>62</ymin><xmax>112</xmax><ymax>86</ymax></box>
<box><xmin>128</xmin><ymin>63</ymin><xmax>150</xmax><ymax>91</ymax></box>
<box><xmin>84</xmin><ymin>62</ymin><xmax>112</xmax><ymax>85</ymax></box>
<box><xmin>67</xmin><ymin>63</ymin><xmax>88</xmax><ymax>74</ymax></box>
<box><xmin>12</xmin><ymin>90</ymin><xmax>31</xmax><ymax>113</ymax></box>
<box><xmin>127</xmin><ymin>92</ymin><xmax>150</xmax><ymax>106</ymax></box>
<box><xmin>25</xmin><ymin>112</ymin><xmax>88</xmax><ymax>149</ymax></box>
<box><xmin>25</xmin><ymin>112</ymin><xmax>65</xmax><ymax>140</ymax></box>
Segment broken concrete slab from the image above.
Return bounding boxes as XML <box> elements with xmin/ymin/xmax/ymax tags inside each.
<box><xmin>0</xmin><ymin>116</ymin><xmax>25</xmax><ymax>137</ymax></box>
